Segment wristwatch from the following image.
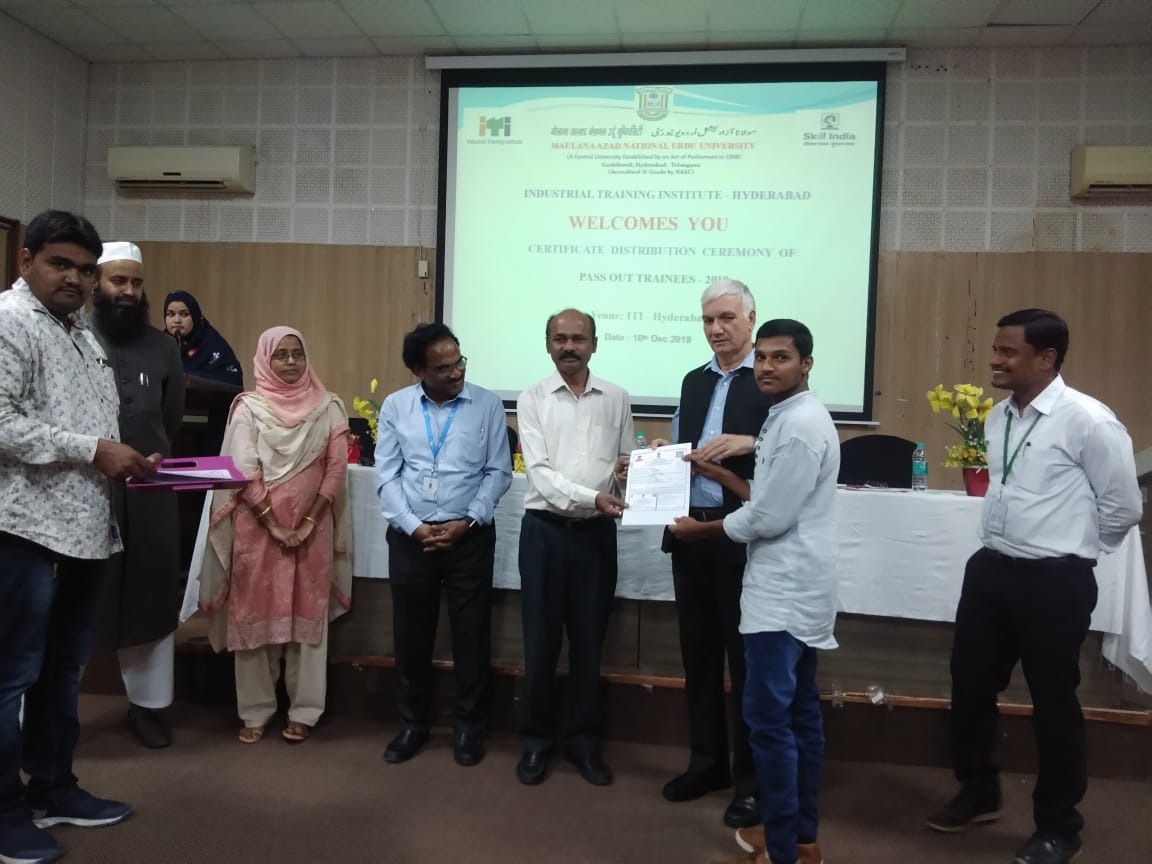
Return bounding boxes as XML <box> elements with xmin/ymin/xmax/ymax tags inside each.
<box><xmin>467</xmin><ymin>519</ymin><xmax>479</xmax><ymax>530</ymax></box>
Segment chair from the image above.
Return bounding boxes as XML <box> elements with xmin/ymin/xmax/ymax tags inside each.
<box><xmin>506</xmin><ymin>426</ymin><xmax>519</xmax><ymax>470</ymax></box>
<box><xmin>838</xmin><ymin>434</ymin><xmax>916</xmax><ymax>488</ymax></box>
<box><xmin>348</xmin><ymin>417</ymin><xmax>374</xmax><ymax>464</ymax></box>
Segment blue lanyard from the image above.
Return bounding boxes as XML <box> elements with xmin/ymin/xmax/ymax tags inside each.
<box><xmin>422</xmin><ymin>398</ymin><xmax>459</xmax><ymax>469</ymax></box>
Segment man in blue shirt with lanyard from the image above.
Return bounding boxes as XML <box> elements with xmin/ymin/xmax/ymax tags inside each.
<box><xmin>375</xmin><ymin>323</ymin><xmax>512</xmax><ymax>767</ymax></box>
<box><xmin>927</xmin><ymin>309</ymin><xmax>1142</xmax><ymax>864</ymax></box>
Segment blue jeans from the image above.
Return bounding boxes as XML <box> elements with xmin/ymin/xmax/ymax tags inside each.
<box><xmin>0</xmin><ymin>535</ymin><xmax>105</xmax><ymax>817</ymax></box>
<box><xmin>743</xmin><ymin>631</ymin><xmax>824</xmax><ymax>864</ymax></box>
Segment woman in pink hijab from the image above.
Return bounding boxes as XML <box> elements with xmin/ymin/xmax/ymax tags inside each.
<box><xmin>198</xmin><ymin>326</ymin><xmax>352</xmax><ymax>743</ymax></box>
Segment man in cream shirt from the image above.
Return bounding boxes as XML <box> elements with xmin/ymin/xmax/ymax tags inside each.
<box><xmin>515</xmin><ymin>308</ymin><xmax>632</xmax><ymax>788</ymax></box>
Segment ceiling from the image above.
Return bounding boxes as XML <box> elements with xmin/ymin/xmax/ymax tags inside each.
<box><xmin>1</xmin><ymin>0</ymin><xmax>1150</xmax><ymax>64</ymax></box>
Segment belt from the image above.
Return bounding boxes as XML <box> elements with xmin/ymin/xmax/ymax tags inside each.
<box><xmin>525</xmin><ymin>509</ymin><xmax>609</xmax><ymax>530</ymax></box>
<box><xmin>980</xmin><ymin>548</ymin><xmax>1096</xmax><ymax>571</ymax></box>
<box><xmin>687</xmin><ymin>507</ymin><xmax>728</xmax><ymax>522</ymax></box>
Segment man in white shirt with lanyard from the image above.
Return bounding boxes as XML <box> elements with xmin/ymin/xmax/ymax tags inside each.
<box><xmin>927</xmin><ymin>309</ymin><xmax>1142</xmax><ymax>864</ymax></box>
<box><xmin>515</xmin><ymin>309</ymin><xmax>632</xmax><ymax>787</ymax></box>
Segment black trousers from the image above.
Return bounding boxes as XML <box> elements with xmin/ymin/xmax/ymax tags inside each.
<box><xmin>669</xmin><ymin>530</ymin><xmax>756</xmax><ymax>797</ymax></box>
<box><xmin>949</xmin><ymin>547</ymin><xmax>1097</xmax><ymax>839</ymax></box>
<box><xmin>518</xmin><ymin>510</ymin><xmax>617</xmax><ymax>756</ymax></box>
<box><xmin>386</xmin><ymin>523</ymin><xmax>496</xmax><ymax>735</ymax></box>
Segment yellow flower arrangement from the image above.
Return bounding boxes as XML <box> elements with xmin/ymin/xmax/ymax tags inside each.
<box><xmin>926</xmin><ymin>383</ymin><xmax>995</xmax><ymax>468</ymax></box>
<box><xmin>352</xmin><ymin>378</ymin><xmax>381</xmax><ymax>443</ymax></box>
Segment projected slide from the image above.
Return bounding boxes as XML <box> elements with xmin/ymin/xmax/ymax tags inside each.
<box><xmin>442</xmin><ymin>73</ymin><xmax>882</xmax><ymax>417</ymax></box>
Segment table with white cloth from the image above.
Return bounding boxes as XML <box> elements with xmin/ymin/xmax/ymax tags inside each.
<box><xmin>344</xmin><ymin>466</ymin><xmax>1152</xmax><ymax>693</ymax></box>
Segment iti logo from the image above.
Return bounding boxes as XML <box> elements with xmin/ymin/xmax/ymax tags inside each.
<box><xmin>478</xmin><ymin>115</ymin><xmax>512</xmax><ymax>136</ymax></box>
<box><xmin>636</xmin><ymin>86</ymin><xmax>673</xmax><ymax>121</ymax></box>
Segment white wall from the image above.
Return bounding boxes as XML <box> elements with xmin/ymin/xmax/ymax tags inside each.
<box><xmin>81</xmin><ymin>45</ymin><xmax>1152</xmax><ymax>252</ymax></box>
<box><xmin>0</xmin><ymin>13</ymin><xmax>88</xmax><ymax>223</ymax></box>
<box><xmin>82</xmin><ymin>56</ymin><xmax>438</xmax><ymax>247</ymax></box>
<box><xmin>885</xmin><ymin>44</ymin><xmax>1152</xmax><ymax>253</ymax></box>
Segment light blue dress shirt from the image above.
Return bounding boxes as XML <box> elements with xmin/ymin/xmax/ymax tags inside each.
<box><xmin>374</xmin><ymin>381</ymin><xmax>512</xmax><ymax>536</ymax></box>
<box><xmin>669</xmin><ymin>350</ymin><xmax>755</xmax><ymax>507</ymax></box>
<box><xmin>723</xmin><ymin>389</ymin><xmax>840</xmax><ymax>648</ymax></box>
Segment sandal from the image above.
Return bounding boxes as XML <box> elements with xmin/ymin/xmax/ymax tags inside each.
<box><xmin>282</xmin><ymin>721</ymin><xmax>312</xmax><ymax>743</ymax></box>
<box><xmin>238</xmin><ymin>724</ymin><xmax>266</xmax><ymax>744</ymax></box>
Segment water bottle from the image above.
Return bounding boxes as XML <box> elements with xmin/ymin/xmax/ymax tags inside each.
<box><xmin>911</xmin><ymin>441</ymin><xmax>928</xmax><ymax>491</ymax></box>
<box><xmin>635</xmin><ymin>431</ymin><xmax>647</xmax><ymax>449</ymax></box>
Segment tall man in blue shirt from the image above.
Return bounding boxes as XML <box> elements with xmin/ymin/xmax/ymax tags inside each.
<box><xmin>653</xmin><ymin>279</ymin><xmax>772</xmax><ymax>828</ymax></box>
<box><xmin>375</xmin><ymin>323</ymin><xmax>512</xmax><ymax>767</ymax></box>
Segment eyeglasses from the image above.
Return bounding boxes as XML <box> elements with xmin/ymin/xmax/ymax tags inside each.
<box><xmin>430</xmin><ymin>356</ymin><xmax>467</xmax><ymax>376</ymax></box>
<box><xmin>271</xmin><ymin>349</ymin><xmax>306</xmax><ymax>362</ymax></box>
<box><xmin>45</xmin><ymin>256</ymin><xmax>97</xmax><ymax>279</ymax></box>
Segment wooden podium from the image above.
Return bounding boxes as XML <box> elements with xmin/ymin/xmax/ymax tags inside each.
<box><xmin>173</xmin><ymin>375</ymin><xmax>242</xmax><ymax>569</ymax></box>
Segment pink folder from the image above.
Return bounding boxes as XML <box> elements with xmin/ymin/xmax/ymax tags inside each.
<box><xmin>127</xmin><ymin>456</ymin><xmax>249</xmax><ymax>492</ymax></box>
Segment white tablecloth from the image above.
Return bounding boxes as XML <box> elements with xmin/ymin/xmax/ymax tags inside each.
<box><xmin>345</xmin><ymin>467</ymin><xmax>1152</xmax><ymax>691</ymax></box>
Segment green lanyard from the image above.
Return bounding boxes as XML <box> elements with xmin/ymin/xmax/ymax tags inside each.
<box><xmin>1002</xmin><ymin>410</ymin><xmax>1042</xmax><ymax>484</ymax></box>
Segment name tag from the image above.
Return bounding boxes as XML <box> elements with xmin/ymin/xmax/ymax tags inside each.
<box><xmin>986</xmin><ymin>499</ymin><xmax>1007</xmax><ymax>535</ymax></box>
<box><xmin>420</xmin><ymin>472</ymin><xmax>439</xmax><ymax>502</ymax></box>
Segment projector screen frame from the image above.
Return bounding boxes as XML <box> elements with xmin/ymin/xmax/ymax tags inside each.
<box><xmin>435</xmin><ymin>61</ymin><xmax>886</xmax><ymax>422</ymax></box>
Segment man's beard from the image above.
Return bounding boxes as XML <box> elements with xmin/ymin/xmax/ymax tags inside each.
<box><xmin>93</xmin><ymin>290</ymin><xmax>151</xmax><ymax>344</ymax></box>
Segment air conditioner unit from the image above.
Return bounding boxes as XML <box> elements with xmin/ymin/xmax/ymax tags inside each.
<box><xmin>107</xmin><ymin>146</ymin><xmax>256</xmax><ymax>193</ymax></box>
<box><xmin>1069</xmin><ymin>145</ymin><xmax>1152</xmax><ymax>198</ymax></box>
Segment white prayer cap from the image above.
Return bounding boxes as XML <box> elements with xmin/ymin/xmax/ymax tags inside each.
<box><xmin>97</xmin><ymin>241</ymin><xmax>143</xmax><ymax>266</ymax></box>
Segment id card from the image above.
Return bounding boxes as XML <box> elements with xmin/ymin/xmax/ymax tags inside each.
<box><xmin>420</xmin><ymin>472</ymin><xmax>439</xmax><ymax>502</ymax></box>
<box><xmin>986</xmin><ymin>498</ymin><xmax>1007</xmax><ymax>535</ymax></box>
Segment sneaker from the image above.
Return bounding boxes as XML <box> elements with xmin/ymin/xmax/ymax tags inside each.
<box><xmin>31</xmin><ymin>787</ymin><xmax>132</xmax><ymax>829</ymax></box>
<box><xmin>1013</xmin><ymin>833</ymin><xmax>1082</xmax><ymax>864</ymax></box>
<box><xmin>735</xmin><ymin>826</ymin><xmax>763</xmax><ymax>853</ymax></box>
<box><xmin>734</xmin><ymin>829</ymin><xmax>823</xmax><ymax>864</ymax></box>
<box><xmin>0</xmin><ymin>816</ymin><xmax>63</xmax><ymax>864</ymax></box>
<box><xmin>925</xmin><ymin>790</ymin><xmax>1002</xmax><ymax>832</ymax></box>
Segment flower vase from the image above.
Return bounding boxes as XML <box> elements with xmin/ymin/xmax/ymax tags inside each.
<box><xmin>962</xmin><ymin>467</ymin><xmax>989</xmax><ymax>497</ymax></box>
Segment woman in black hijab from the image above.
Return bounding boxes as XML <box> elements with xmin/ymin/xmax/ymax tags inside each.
<box><xmin>163</xmin><ymin>290</ymin><xmax>243</xmax><ymax>387</ymax></box>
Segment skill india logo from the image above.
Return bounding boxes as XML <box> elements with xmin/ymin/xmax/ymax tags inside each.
<box><xmin>478</xmin><ymin>115</ymin><xmax>513</xmax><ymax>136</ymax></box>
<box><xmin>636</xmin><ymin>86</ymin><xmax>673</xmax><ymax>121</ymax></box>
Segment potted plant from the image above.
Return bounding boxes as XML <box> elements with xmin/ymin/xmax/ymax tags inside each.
<box><xmin>926</xmin><ymin>383</ymin><xmax>994</xmax><ymax>496</ymax></box>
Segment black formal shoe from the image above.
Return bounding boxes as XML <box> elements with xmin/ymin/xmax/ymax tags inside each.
<box><xmin>723</xmin><ymin>795</ymin><xmax>761</xmax><ymax>828</ymax></box>
<box><xmin>383</xmin><ymin>728</ymin><xmax>429</xmax><ymax>764</ymax></box>
<box><xmin>453</xmin><ymin>730</ymin><xmax>485</xmax><ymax>767</ymax></box>
<box><xmin>567</xmin><ymin>752</ymin><xmax>614</xmax><ymax>786</ymax></box>
<box><xmin>126</xmin><ymin>705</ymin><xmax>172</xmax><ymax>749</ymax></box>
<box><xmin>1013</xmin><ymin>833</ymin><xmax>1082</xmax><ymax>864</ymax></box>
<box><xmin>662</xmin><ymin>771</ymin><xmax>732</xmax><ymax>802</ymax></box>
<box><xmin>516</xmin><ymin>749</ymin><xmax>552</xmax><ymax>785</ymax></box>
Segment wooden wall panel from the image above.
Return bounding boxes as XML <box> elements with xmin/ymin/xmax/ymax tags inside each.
<box><xmin>139</xmin><ymin>242</ymin><xmax>1152</xmax><ymax>490</ymax></box>
<box><xmin>856</xmin><ymin>251</ymin><xmax>1152</xmax><ymax>488</ymax></box>
<box><xmin>139</xmin><ymin>241</ymin><xmax>435</xmax><ymax>411</ymax></box>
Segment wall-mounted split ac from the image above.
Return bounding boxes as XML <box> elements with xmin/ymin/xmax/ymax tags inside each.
<box><xmin>1069</xmin><ymin>145</ymin><xmax>1152</xmax><ymax>199</ymax></box>
<box><xmin>106</xmin><ymin>145</ymin><xmax>256</xmax><ymax>194</ymax></box>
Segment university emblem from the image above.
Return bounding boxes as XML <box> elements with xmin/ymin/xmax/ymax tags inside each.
<box><xmin>636</xmin><ymin>86</ymin><xmax>673</xmax><ymax>121</ymax></box>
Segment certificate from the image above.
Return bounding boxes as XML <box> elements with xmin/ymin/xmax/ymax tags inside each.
<box><xmin>621</xmin><ymin>443</ymin><xmax>692</xmax><ymax>527</ymax></box>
